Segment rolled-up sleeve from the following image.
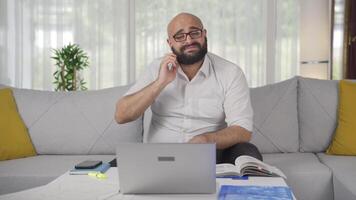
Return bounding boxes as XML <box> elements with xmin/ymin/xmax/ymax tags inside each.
<box><xmin>124</xmin><ymin>59</ymin><xmax>159</xmax><ymax>96</ymax></box>
<box><xmin>223</xmin><ymin>70</ymin><xmax>253</xmax><ymax>132</ymax></box>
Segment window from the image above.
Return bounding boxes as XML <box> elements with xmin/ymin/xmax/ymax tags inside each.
<box><xmin>135</xmin><ymin>0</ymin><xmax>299</xmax><ymax>87</ymax></box>
<box><xmin>0</xmin><ymin>0</ymin><xmax>299</xmax><ymax>89</ymax></box>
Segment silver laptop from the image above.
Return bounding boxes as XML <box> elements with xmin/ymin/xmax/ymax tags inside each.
<box><xmin>116</xmin><ymin>143</ymin><xmax>216</xmax><ymax>194</ymax></box>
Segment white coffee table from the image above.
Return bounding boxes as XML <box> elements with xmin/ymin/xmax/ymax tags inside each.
<box><xmin>0</xmin><ymin>167</ymin><xmax>296</xmax><ymax>200</ymax></box>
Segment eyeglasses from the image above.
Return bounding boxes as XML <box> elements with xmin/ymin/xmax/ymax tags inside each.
<box><xmin>172</xmin><ymin>29</ymin><xmax>203</xmax><ymax>42</ymax></box>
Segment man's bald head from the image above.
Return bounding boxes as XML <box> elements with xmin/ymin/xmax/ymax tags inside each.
<box><xmin>166</xmin><ymin>13</ymin><xmax>208</xmax><ymax>65</ymax></box>
<box><xmin>167</xmin><ymin>13</ymin><xmax>204</xmax><ymax>37</ymax></box>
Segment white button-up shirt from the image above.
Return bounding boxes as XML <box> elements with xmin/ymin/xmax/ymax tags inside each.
<box><xmin>125</xmin><ymin>52</ymin><xmax>253</xmax><ymax>143</ymax></box>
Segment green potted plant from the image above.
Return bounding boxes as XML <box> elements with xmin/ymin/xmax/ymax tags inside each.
<box><xmin>52</xmin><ymin>43</ymin><xmax>89</xmax><ymax>91</ymax></box>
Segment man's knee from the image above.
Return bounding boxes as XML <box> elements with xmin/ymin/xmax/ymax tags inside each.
<box><xmin>220</xmin><ymin>142</ymin><xmax>263</xmax><ymax>164</ymax></box>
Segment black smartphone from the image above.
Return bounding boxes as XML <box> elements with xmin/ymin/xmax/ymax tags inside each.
<box><xmin>74</xmin><ymin>160</ymin><xmax>102</xmax><ymax>169</ymax></box>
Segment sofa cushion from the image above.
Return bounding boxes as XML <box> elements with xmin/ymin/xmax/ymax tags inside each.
<box><xmin>12</xmin><ymin>85</ymin><xmax>143</xmax><ymax>155</ymax></box>
<box><xmin>0</xmin><ymin>88</ymin><xmax>37</xmax><ymax>161</ymax></box>
<box><xmin>317</xmin><ymin>153</ymin><xmax>356</xmax><ymax>200</ymax></box>
<box><xmin>250</xmin><ymin>77</ymin><xmax>299</xmax><ymax>153</ymax></box>
<box><xmin>327</xmin><ymin>80</ymin><xmax>356</xmax><ymax>155</ymax></box>
<box><xmin>263</xmin><ymin>153</ymin><xmax>333</xmax><ymax>200</ymax></box>
<box><xmin>298</xmin><ymin>77</ymin><xmax>339</xmax><ymax>152</ymax></box>
<box><xmin>0</xmin><ymin>155</ymin><xmax>114</xmax><ymax>195</ymax></box>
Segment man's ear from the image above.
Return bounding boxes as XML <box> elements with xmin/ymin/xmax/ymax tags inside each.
<box><xmin>203</xmin><ymin>29</ymin><xmax>207</xmax><ymax>37</ymax></box>
<box><xmin>167</xmin><ymin>38</ymin><xmax>173</xmax><ymax>48</ymax></box>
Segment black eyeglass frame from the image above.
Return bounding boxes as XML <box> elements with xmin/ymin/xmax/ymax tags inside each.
<box><xmin>172</xmin><ymin>29</ymin><xmax>204</xmax><ymax>42</ymax></box>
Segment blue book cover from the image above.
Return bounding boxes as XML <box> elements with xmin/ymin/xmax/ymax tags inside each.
<box><xmin>69</xmin><ymin>163</ymin><xmax>110</xmax><ymax>175</ymax></box>
<box><xmin>218</xmin><ymin>185</ymin><xmax>293</xmax><ymax>200</ymax></box>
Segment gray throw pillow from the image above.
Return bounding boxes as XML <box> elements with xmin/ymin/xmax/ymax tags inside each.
<box><xmin>250</xmin><ymin>77</ymin><xmax>299</xmax><ymax>153</ymax></box>
<box><xmin>298</xmin><ymin>77</ymin><xmax>339</xmax><ymax>152</ymax></box>
<box><xmin>12</xmin><ymin>85</ymin><xmax>143</xmax><ymax>155</ymax></box>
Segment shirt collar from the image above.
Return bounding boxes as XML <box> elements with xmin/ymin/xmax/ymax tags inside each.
<box><xmin>198</xmin><ymin>54</ymin><xmax>211</xmax><ymax>77</ymax></box>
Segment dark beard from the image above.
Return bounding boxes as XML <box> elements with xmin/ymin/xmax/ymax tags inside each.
<box><xmin>171</xmin><ymin>37</ymin><xmax>208</xmax><ymax>65</ymax></box>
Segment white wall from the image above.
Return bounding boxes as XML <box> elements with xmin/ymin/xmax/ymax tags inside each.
<box><xmin>299</xmin><ymin>0</ymin><xmax>331</xmax><ymax>79</ymax></box>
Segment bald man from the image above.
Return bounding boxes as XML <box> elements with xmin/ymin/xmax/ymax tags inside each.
<box><xmin>115</xmin><ymin>13</ymin><xmax>262</xmax><ymax>163</ymax></box>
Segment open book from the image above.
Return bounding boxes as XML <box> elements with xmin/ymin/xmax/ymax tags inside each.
<box><xmin>216</xmin><ymin>155</ymin><xmax>287</xmax><ymax>179</ymax></box>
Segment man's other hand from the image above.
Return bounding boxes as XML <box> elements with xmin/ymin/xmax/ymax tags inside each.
<box><xmin>188</xmin><ymin>134</ymin><xmax>210</xmax><ymax>144</ymax></box>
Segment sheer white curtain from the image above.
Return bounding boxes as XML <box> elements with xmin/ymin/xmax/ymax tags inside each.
<box><xmin>0</xmin><ymin>0</ymin><xmax>299</xmax><ymax>90</ymax></box>
<box><xmin>135</xmin><ymin>0</ymin><xmax>299</xmax><ymax>87</ymax></box>
<box><xmin>0</xmin><ymin>0</ymin><xmax>130</xmax><ymax>90</ymax></box>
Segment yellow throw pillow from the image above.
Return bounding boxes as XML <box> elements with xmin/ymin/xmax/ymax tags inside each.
<box><xmin>0</xmin><ymin>88</ymin><xmax>36</xmax><ymax>160</ymax></box>
<box><xmin>327</xmin><ymin>80</ymin><xmax>356</xmax><ymax>155</ymax></box>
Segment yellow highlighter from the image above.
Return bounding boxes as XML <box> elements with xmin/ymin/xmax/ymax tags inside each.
<box><xmin>88</xmin><ymin>172</ymin><xmax>108</xmax><ymax>180</ymax></box>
